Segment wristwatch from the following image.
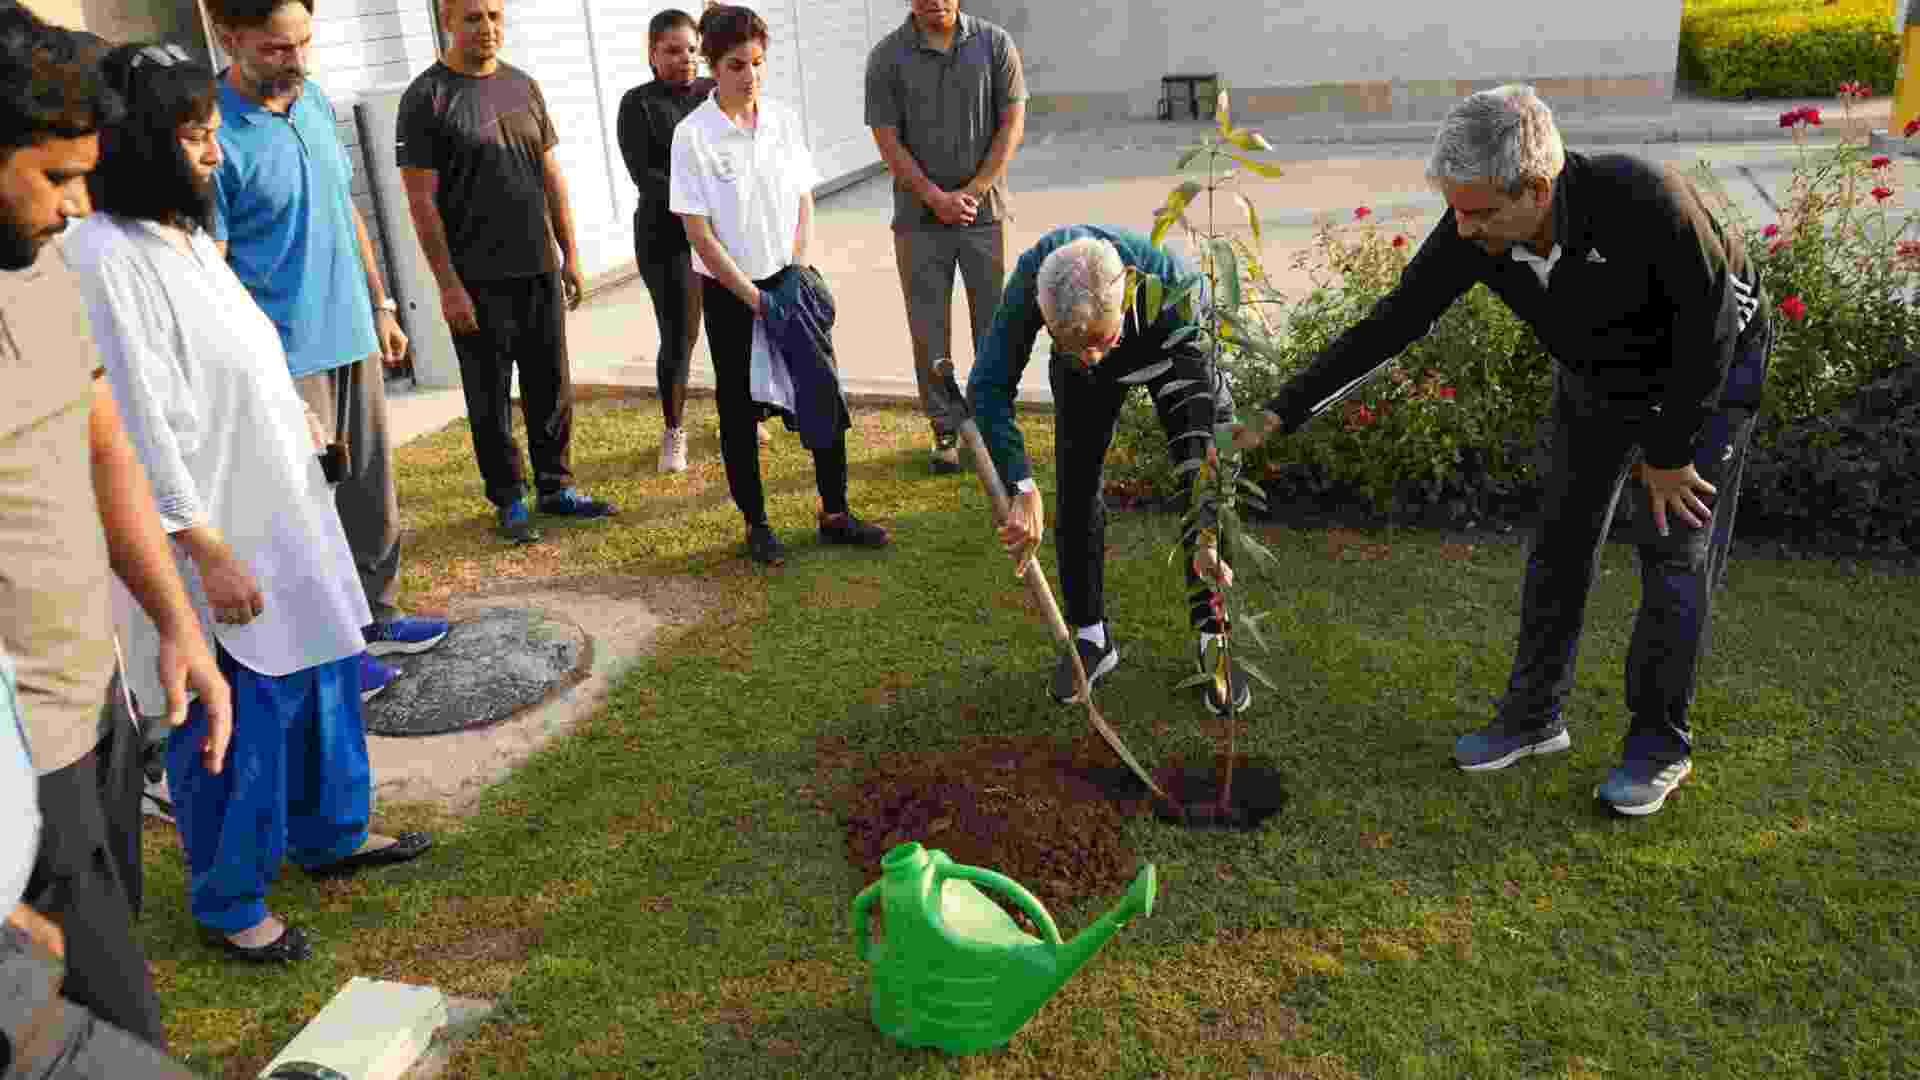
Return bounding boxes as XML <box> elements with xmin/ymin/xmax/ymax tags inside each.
<box><xmin>375</xmin><ymin>297</ymin><xmax>398</xmax><ymax>314</ymax></box>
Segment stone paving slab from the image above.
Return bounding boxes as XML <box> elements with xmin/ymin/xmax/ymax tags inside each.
<box><xmin>363</xmin><ymin>609</ymin><xmax>587</xmax><ymax>738</ymax></box>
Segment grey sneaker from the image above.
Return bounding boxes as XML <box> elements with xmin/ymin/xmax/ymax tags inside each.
<box><xmin>1595</xmin><ymin>756</ymin><xmax>1692</xmax><ymax>816</ymax></box>
<box><xmin>930</xmin><ymin>432</ymin><xmax>962</xmax><ymax>475</ymax></box>
<box><xmin>1051</xmin><ymin>634</ymin><xmax>1119</xmax><ymax>703</ymax></box>
<box><xmin>1453</xmin><ymin>720</ymin><xmax>1571</xmax><ymax>771</ymax></box>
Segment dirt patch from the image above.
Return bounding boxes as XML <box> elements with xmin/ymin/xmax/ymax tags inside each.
<box><xmin>836</xmin><ymin>734</ymin><xmax>1150</xmax><ymax>913</ymax></box>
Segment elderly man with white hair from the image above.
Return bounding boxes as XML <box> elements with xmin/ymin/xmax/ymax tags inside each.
<box><xmin>1237</xmin><ymin>85</ymin><xmax>1772</xmax><ymax>817</ymax></box>
<box><xmin>968</xmin><ymin>225</ymin><xmax>1241</xmax><ymax>715</ymax></box>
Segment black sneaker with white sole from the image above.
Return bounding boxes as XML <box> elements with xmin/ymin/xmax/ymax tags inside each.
<box><xmin>1051</xmin><ymin>635</ymin><xmax>1119</xmax><ymax>703</ymax></box>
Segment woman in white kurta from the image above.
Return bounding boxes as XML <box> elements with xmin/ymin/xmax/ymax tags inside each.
<box><xmin>63</xmin><ymin>44</ymin><xmax>430</xmax><ymax>963</ymax></box>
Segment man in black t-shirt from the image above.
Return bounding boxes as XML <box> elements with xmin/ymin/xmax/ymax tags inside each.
<box><xmin>397</xmin><ymin>0</ymin><xmax>616</xmax><ymax>542</ymax></box>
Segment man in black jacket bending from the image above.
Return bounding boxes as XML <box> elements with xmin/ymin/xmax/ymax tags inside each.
<box><xmin>1238</xmin><ymin>85</ymin><xmax>1770</xmax><ymax>817</ymax></box>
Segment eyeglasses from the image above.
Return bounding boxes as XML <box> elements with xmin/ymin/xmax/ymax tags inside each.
<box><xmin>130</xmin><ymin>43</ymin><xmax>191</xmax><ymax>70</ymax></box>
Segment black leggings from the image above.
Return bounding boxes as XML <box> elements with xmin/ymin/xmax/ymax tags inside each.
<box><xmin>635</xmin><ymin>222</ymin><xmax>699</xmax><ymax>428</ymax></box>
<box><xmin>702</xmin><ymin>270</ymin><xmax>848</xmax><ymax>527</ymax></box>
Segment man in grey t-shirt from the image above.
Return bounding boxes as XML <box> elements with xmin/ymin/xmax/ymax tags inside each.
<box><xmin>866</xmin><ymin>0</ymin><xmax>1026</xmax><ymax>474</ymax></box>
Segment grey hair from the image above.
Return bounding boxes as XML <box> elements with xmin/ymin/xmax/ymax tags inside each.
<box><xmin>1036</xmin><ymin>237</ymin><xmax>1126</xmax><ymax>339</ymax></box>
<box><xmin>1425</xmin><ymin>84</ymin><xmax>1565</xmax><ymax>195</ymax></box>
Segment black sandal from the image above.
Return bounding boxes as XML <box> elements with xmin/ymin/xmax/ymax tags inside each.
<box><xmin>303</xmin><ymin>831</ymin><xmax>434</xmax><ymax>878</ymax></box>
<box><xmin>213</xmin><ymin>923</ymin><xmax>311</xmax><ymax>964</ymax></box>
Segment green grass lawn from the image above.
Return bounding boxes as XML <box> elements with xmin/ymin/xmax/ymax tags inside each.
<box><xmin>144</xmin><ymin>398</ymin><xmax>1920</xmax><ymax>1079</ymax></box>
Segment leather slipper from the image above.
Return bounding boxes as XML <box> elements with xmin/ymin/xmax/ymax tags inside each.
<box><xmin>213</xmin><ymin>923</ymin><xmax>311</xmax><ymax>964</ymax></box>
<box><xmin>303</xmin><ymin>831</ymin><xmax>434</xmax><ymax>878</ymax></box>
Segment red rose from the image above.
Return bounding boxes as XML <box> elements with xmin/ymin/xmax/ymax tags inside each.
<box><xmin>1874</xmin><ymin>186</ymin><xmax>1895</xmax><ymax>202</ymax></box>
<box><xmin>1762</xmin><ymin>223</ymin><xmax>1780</xmax><ymax>238</ymax></box>
<box><xmin>1778</xmin><ymin>294</ymin><xmax>1808</xmax><ymax>322</ymax></box>
<box><xmin>1438</xmin><ymin>386</ymin><xmax>1457</xmax><ymax>400</ymax></box>
<box><xmin>1873</xmin><ymin>155</ymin><xmax>1893</xmax><ymax>169</ymax></box>
<box><xmin>1779</xmin><ymin>109</ymin><xmax>1800</xmax><ymax>129</ymax></box>
<box><xmin>1908</xmin><ymin>118</ymin><xmax>1920</xmax><ymax>138</ymax></box>
<box><xmin>1392</xmin><ymin>234</ymin><xmax>1407</xmax><ymax>248</ymax></box>
<box><xmin>1354</xmin><ymin>206</ymin><xmax>1372</xmax><ymax>221</ymax></box>
<box><xmin>1804</xmin><ymin>107</ymin><xmax>1823</xmax><ymax>126</ymax></box>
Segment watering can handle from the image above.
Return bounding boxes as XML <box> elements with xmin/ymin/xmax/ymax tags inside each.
<box><xmin>937</xmin><ymin>863</ymin><xmax>1065</xmax><ymax>945</ymax></box>
<box><xmin>851</xmin><ymin>881</ymin><xmax>882</xmax><ymax>963</ymax></box>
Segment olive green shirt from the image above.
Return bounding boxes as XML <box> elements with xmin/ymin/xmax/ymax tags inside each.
<box><xmin>864</xmin><ymin>12</ymin><xmax>1026</xmax><ymax>232</ymax></box>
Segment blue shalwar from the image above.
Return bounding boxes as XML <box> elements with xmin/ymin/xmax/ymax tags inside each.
<box><xmin>167</xmin><ymin>648</ymin><xmax>370</xmax><ymax>933</ymax></box>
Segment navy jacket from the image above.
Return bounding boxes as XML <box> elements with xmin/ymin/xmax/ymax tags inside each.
<box><xmin>761</xmin><ymin>266</ymin><xmax>851</xmax><ymax>450</ymax></box>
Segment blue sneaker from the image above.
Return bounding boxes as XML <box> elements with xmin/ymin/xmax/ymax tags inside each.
<box><xmin>1453</xmin><ymin>720</ymin><xmax>1571</xmax><ymax>771</ymax></box>
<box><xmin>363</xmin><ymin>615</ymin><xmax>449</xmax><ymax>656</ymax></box>
<box><xmin>536</xmin><ymin>487</ymin><xmax>618</xmax><ymax>518</ymax></box>
<box><xmin>1596</xmin><ymin>756</ymin><xmax>1693</xmax><ymax>816</ymax></box>
<box><xmin>497</xmin><ymin>498</ymin><xmax>542</xmax><ymax>543</ymax></box>
<box><xmin>359</xmin><ymin>653</ymin><xmax>397</xmax><ymax>703</ymax></box>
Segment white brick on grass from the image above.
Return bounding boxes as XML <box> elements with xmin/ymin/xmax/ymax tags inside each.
<box><xmin>259</xmin><ymin>977</ymin><xmax>449</xmax><ymax>1080</ymax></box>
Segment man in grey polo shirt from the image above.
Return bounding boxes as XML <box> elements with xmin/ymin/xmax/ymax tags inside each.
<box><xmin>866</xmin><ymin>0</ymin><xmax>1026</xmax><ymax>474</ymax></box>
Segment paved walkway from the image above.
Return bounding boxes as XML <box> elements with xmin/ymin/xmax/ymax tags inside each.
<box><xmin>385</xmin><ymin>92</ymin><xmax>1894</xmax><ymax>448</ymax></box>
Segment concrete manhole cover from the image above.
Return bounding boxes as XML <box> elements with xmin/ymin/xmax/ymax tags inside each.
<box><xmin>363</xmin><ymin>608</ymin><xmax>587</xmax><ymax>736</ymax></box>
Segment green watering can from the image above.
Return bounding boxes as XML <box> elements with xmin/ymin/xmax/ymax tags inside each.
<box><xmin>851</xmin><ymin>840</ymin><xmax>1156</xmax><ymax>1055</ymax></box>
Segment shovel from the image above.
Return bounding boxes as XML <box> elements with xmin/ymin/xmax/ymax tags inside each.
<box><xmin>935</xmin><ymin>362</ymin><xmax>1169</xmax><ymax>801</ymax></box>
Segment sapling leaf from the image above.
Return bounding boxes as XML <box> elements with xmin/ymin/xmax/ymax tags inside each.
<box><xmin>1155</xmin><ymin>378</ymin><xmax>1199</xmax><ymax>398</ymax></box>
<box><xmin>1240</xmin><ymin>612</ymin><xmax>1271</xmax><ymax>651</ymax></box>
<box><xmin>1223</xmin><ymin>152</ymin><xmax>1285</xmax><ymax>179</ymax></box>
<box><xmin>1175</xmin><ymin>673</ymin><xmax>1215</xmax><ymax>691</ymax></box>
<box><xmin>1144</xmin><ymin>274</ymin><xmax>1165</xmax><ymax>325</ymax></box>
<box><xmin>1235</xmin><ymin>529</ymin><xmax>1281</xmax><ymax>569</ymax></box>
<box><xmin>1176</xmin><ymin>146</ymin><xmax>1207</xmax><ymax>173</ymax></box>
<box><xmin>1150</xmin><ymin>209</ymin><xmax>1181</xmax><ymax>249</ymax></box>
<box><xmin>1237</xmin><ymin>476</ymin><xmax>1269</xmax><ymax>498</ymax></box>
<box><xmin>1211</xmin><ymin>237</ymin><xmax>1242</xmax><ymax>310</ymax></box>
<box><xmin>1235</xmin><ymin>657</ymin><xmax>1281</xmax><ymax>692</ymax></box>
<box><xmin>1230</xmin><ymin>190</ymin><xmax>1261</xmax><ymax>243</ymax></box>
<box><xmin>1224</xmin><ymin>128</ymin><xmax>1275</xmax><ymax>153</ymax></box>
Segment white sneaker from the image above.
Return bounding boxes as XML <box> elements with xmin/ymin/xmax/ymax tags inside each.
<box><xmin>659</xmin><ymin>427</ymin><xmax>688</xmax><ymax>473</ymax></box>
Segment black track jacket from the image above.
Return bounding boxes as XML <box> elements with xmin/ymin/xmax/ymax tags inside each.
<box><xmin>1263</xmin><ymin>151</ymin><xmax>1763</xmax><ymax>468</ymax></box>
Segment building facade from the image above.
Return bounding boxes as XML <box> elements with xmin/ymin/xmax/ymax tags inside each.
<box><xmin>962</xmin><ymin>0</ymin><xmax>1684</xmax><ymax>127</ymax></box>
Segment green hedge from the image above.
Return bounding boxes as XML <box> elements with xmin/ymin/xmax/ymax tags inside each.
<box><xmin>1678</xmin><ymin>0</ymin><xmax>1898</xmax><ymax>99</ymax></box>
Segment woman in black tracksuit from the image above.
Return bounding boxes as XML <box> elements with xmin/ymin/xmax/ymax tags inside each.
<box><xmin>616</xmin><ymin>9</ymin><xmax>713</xmax><ymax>472</ymax></box>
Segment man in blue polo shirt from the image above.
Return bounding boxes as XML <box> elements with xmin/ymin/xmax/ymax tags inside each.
<box><xmin>205</xmin><ymin>0</ymin><xmax>448</xmax><ymax>669</ymax></box>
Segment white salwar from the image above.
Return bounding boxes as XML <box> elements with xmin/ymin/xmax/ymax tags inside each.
<box><xmin>63</xmin><ymin>215</ymin><xmax>369</xmax><ymax>717</ymax></box>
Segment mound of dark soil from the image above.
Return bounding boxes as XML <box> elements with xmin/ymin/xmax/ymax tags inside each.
<box><xmin>837</xmin><ymin>735</ymin><xmax>1149</xmax><ymax>912</ymax></box>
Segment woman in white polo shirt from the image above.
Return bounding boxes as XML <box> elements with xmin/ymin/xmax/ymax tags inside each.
<box><xmin>669</xmin><ymin>4</ymin><xmax>891</xmax><ymax>565</ymax></box>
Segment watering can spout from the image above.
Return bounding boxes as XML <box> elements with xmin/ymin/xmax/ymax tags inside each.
<box><xmin>1057</xmin><ymin>863</ymin><xmax>1156</xmax><ymax>981</ymax></box>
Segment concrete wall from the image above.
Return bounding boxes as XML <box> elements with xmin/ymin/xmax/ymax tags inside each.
<box><xmin>963</xmin><ymin>0</ymin><xmax>1683</xmax><ymax>125</ymax></box>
